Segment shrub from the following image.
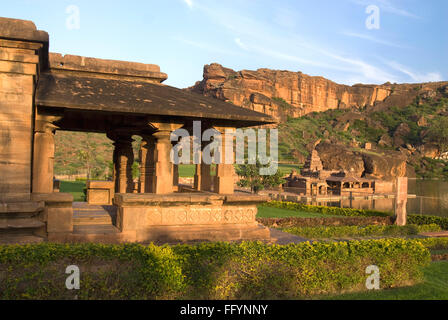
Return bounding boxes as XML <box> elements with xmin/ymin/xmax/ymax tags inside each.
<box><xmin>263</xmin><ymin>201</ymin><xmax>392</xmax><ymax>217</ymax></box>
<box><xmin>263</xmin><ymin>201</ymin><xmax>448</xmax><ymax>230</ymax></box>
<box><xmin>408</xmin><ymin>214</ymin><xmax>448</xmax><ymax>230</ymax></box>
<box><xmin>257</xmin><ymin>216</ymin><xmax>394</xmax><ymax>228</ymax></box>
<box><xmin>282</xmin><ymin>224</ymin><xmax>441</xmax><ymax>240</ymax></box>
<box><xmin>0</xmin><ymin>240</ymin><xmax>431</xmax><ymax>299</ymax></box>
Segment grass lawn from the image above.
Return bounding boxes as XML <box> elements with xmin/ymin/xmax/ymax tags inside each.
<box><xmin>323</xmin><ymin>261</ymin><xmax>448</xmax><ymax>300</ymax></box>
<box><xmin>257</xmin><ymin>205</ymin><xmax>341</xmax><ymax>218</ymax></box>
<box><xmin>60</xmin><ymin>180</ymin><xmax>86</xmax><ymax>202</ymax></box>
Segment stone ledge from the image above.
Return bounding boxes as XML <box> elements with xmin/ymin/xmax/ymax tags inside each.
<box><xmin>31</xmin><ymin>192</ymin><xmax>74</xmax><ymax>204</ymax></box>
<box><xmin>49</xmin><ymin>53</ymin><xmax>168</xmax><ymax>82</ymax></box>
<box><xmin>0</xmin><ymin>17</ymin><xmax>49</xmax><ymax>43</ymax></box>
<box><xmin>135</xmin><ymin>223</ymin><xmax>270</xmax><ymax>243</ymax></box>
<box><xmin>115</xmin><ymin>193</ymin><xmax>269</xmax><ymax>206</ymax></box>
<box><xmin>86</xmin><ymin>180</ymin><xmax>114</xmax><ymax>189</ymax></box>
<box><xmin>0</xmin><ymin>201</ymin><xmax>44</xmax><ymax>213</ymax></box>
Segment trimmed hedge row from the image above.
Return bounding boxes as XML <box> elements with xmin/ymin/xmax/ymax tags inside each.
<box><xmin>257</xmin><ymin>216</ymin><xmax>394</xmax><ymax>228</ymax></box>
<box><xmin>407</xmin><ymin>214</ymin><xmax>448</xmax><ymax>230</ymax></box>
<box><xmin>283</xmin><ymin>224</ymin><xmax>441</xmax><ymax>240</ymax></box>
<box><xmin>263</xmin><ymin>201</ymin><xmax>392</xmax><ymax>217</ymax></box>
<box><xmin>0</xmin><ymin>240</ymin><xmax>431</xmax><ymax>300</ymax></box>
<box><xmin>414</xmin><ymin>237</ymin><xmax>448</xmax><ymax>250</ymax></box>
<box><xmin>263</xmin><ymin>201</ymin><xmax>448</xmax><ymax>230</ymax></box>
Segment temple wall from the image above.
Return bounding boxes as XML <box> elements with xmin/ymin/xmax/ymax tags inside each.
<box><xmin>0</xmin><ymin>40</ymin><xmax>41</xmax><ymax>201</ymax></box>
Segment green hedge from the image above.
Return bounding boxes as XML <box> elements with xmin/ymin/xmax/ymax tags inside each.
<box><xmin>0</xmin><ymin>240</ymin><xmax>430</xmax><ymax>299</ymax></box>
<box><xmin>263</xmin><ymin>201</ymin><xmax>392</xmax><ymax>217</ymax></box>
<box><xmin>264</xmin><ymin>201</ymin><xmax>448</xmax><ymax>230</ymax></box>
<box><xmin>413</xmin><ymin>237</ymin><xmax>448</xmax><ymax>250</ymax></box>
<box><xmin>283</xmin><ymin>224</ymin><xmax>441</xmax><ymax>240</ymax></box>
<box><xmin>257</xmin><ymin>216</ymin><xmax>394</xmax><ymax>228</ymax></box>
<box><xmin>408</xmin><ymin>215</ymin><xmax>448</xmax><ymax>230</ymax></box>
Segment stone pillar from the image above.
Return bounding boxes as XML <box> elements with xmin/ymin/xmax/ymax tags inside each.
<box><xmin>194</xmin><ymin>141</ymin><xmax>212</xmax><ymax>192</ymax></box>
<box><xmin>0</xmin><ymin>18</ymin><xmax>49</xmax><ymax>201</ymax></box>
<box><xmin>214</xmin><ymin>127</ymin><xmax>235</xmax><ymax>194</ymax></box>
<box><xmin>146</xmin><ymin>122</ymin><xmax>184</xmax><ymax>194</ymax></box>
<box><xmin>173</xmin><ymin>164</ymin><xmax>179</xmax><ymax>188</ymax></box>
<box><xmin>32</xmin><ymin>118</ymin><xmax>58</xmax><ymax>193</ymax></box>
<box><xmin>139</xmin><ymin>134</ymin><xmax>155</xmax><ymax>193</ymax></box>
<box><xmin>151</xmin><ymin>130</ymin><xmax>174</xmax><ymax>194</ymax></box>
<box><xmin>113</xmin><ymin>135</ymin><xmax>134</xmax><ymax>194</ymax></box>
<box><xmin>395</xmin><ymin>177</ymin><xmax>408</xmax><ymax>226</ymax></box>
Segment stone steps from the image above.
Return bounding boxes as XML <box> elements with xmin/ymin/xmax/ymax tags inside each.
<box><xmin>0</xmin><ymin>218</ymin><xmax>45</xmax><ymax>229</ymax></box>
<box><xmin>0</xmin><ymin>201</ymin><xmax>45</xmax><ymax>244</ymax></box>
<box><xmin>0</xmin><ymin>234</ymin><xmax>44</xmax><ymax>245</ymax></box>
<box><xmin>73</xmin><ymin>224</ymin><xmax>120</xmax><ymax>234</ymax></box>
<box><xmin>73</xmin><ymin>202</ymin><xmax>116</xmax><ymax>226</ymax></box>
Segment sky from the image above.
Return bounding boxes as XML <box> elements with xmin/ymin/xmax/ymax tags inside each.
<box><xmin>2</xmin><ymin>0</ymin><xmax>447</xmax><ymax>88</ymax></box>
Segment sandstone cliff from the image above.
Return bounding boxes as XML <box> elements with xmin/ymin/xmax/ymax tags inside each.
<box><xmin>188</xmin><ymin>63</ymin><xmax>448</xmax><ymax>122</ymax></box>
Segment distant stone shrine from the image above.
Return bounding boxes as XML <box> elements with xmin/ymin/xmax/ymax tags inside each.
<box><xmin>0</xmin><ymin>18</ymin><xmax>275</xmax><ymax>244</ymax></box>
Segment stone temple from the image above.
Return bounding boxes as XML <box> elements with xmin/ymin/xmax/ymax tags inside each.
<box><xmin>0</xmin><ymin>17</ymin><xmax>276</xmax><ymax>244</ymax></box>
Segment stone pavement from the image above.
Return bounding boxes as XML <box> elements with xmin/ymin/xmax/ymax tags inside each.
<box><xmin>268</xmin><ymin>228</ymin><xmax>310</xmax><ymax>245</ymax></box>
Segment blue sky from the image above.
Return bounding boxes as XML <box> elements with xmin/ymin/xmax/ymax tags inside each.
<box><xmin>2</xmin><ymin>0</ymin><xmax>447</xmax><ymax>88</ymax></box>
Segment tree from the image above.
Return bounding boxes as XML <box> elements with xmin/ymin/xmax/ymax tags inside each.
<box><xmin>235</xmin><ymin>160</ymin><xmax>285</xmax><ymax>194</ymax></box>
<box><xmin>425</xmin><ymin>117</ymin><xmax>448</xmax><ymax>154</ymax></box>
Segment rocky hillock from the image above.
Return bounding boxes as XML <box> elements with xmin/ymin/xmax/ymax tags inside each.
<box><xmin>188</xmin><ymin>63</ymin><xmax>448</xmax><ymax>180</ymax></box>
<box><xmin>188</xmin><ymin>63</ymin><xmax>448</xmax><ymax>122</ymax></box>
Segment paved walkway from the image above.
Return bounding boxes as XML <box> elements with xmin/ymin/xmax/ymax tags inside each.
<box><xmin>268</xmin><ymin>228</ymin><xmax>310</xmax><ymax>244</ymax></box>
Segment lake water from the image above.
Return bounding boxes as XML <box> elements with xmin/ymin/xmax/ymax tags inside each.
<box><xmin>312</xmin><ymin>179</ymin><xmax>448</xmax><ymax>217</ymax></box>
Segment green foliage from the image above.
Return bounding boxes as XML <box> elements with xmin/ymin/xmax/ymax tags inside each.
<box><xmin>272</xmin><ymin>97</ymin><xmax>294</xmax><ymax>110</ymax></box>
<box><xmin>351</xmin><ymin>119</ymin><xmax>386</xmax><ymax>143</ymax></box>
<box><xmin>324</xmin><ymin>261</ymin><xmax>448</xmax><ymax>300</ymax></box>
<box><xmin>413</xmin><ymin>157</ymin><xmax>448</xmax><ymax>180</ymax></box>
<box><xmin>263</xmin><ymin>201</ymin><xmax>448</xmax><ymax>230</ymax></box>
<box><xmin>425</xmin><ymin>117</ymin><xmax>448</xmax><ymax>153</ymax></box>
<box><xmin>0</xmin><ymin>240</ymin><xmax>431</xmax><ymax>299</ymax></box>
<box><xmin>283</xmin><ymin>224</ymin><xmax>441</xmax><ymax>240</ymax></box>
<box><xmin>263</xmin><ymin>201</ymin><xmax>393</xmax><ymax>217</ymax></box>
<box><xmin>235</xmin><ymin>160</ymin><xmax>285</xmax><ymax>194</ymax></box>
<box><xmin>408</xmin><ymin>214</ymin><xmax>448</xmax><ymax>230</ymax></box>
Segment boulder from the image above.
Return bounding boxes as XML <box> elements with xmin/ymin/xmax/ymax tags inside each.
<box><xmin>378</xmin><ymin>134</ymin><xmax>393</xmax><ymax>147</ymax></box>
<box><xmin>362</xmin><ymin>152</ymin><xmax>407</xmax><ymax>180</ymax></box>
<box><xmin>315</xmin><ymin>142</ymin><xmax>365</xmax><ymax>177</ymax></box>
<box><xmin>393</xmin><ymin>123</ymin><xmax>411</xmax><ymax>147</ymax></box>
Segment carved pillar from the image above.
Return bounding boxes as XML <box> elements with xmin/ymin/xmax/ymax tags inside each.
<box><xmin>139</xmin><ymin>134</ymin><xmax>155</xmax><ymax>193</ymax></box>
<box><xmin>32</xmin><ymin>117</ymin><xmax>59</xmax><ymax>194</ymax></box>
<box><xmin>146</xmin><ymin>122</ymin><xmax>183</xmax><ymax>194</ymax></box>
<box><xmin>152</xmin><ymin>130</ymin><xmax>173</xmax><ymax>194</ymax></box>
<box><xmin>113</xmin><ymin>135</ymin><xmax>134</xmax><ymax>194</ymax></box>
<box><xmin>194</xmin><ymin>141</ymin><xmax>212</xmax><ymax>192</ymax></box>
<box><xmin>214</xmin><ymin>127</ymin><xmax>235</xmax><ymax>194</ymax></box>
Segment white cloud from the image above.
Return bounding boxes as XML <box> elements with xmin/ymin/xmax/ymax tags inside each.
<box><xmin>183</xmin><ymin>0</ymin><xmax>193</xmax><ymax>8</ymax></box>
<box><xmin>351</xmin><ymin>0</ymin><xmax>420</xmax><ymax>19</ymax></box>
<box><xmin>386</xmin><ymin>61</ymin><xmax>443</xmax><ymax>82</ymax></box>
<box><xmin>342</xmin><ymin>31</ymin><xmax>407</xmax><ymax>48</ymax></box>
<box><xmin>234</xmin><ymin>38</ymin><xmax>248</xmax><ymax>51</ymax></box>
<box><xmin>173</xmin><ymin>37</ymin><xmax>239</xmax><ymax>56</ymax></box>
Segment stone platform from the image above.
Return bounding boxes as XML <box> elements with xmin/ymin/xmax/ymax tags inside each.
<box><xmin>48</xmin><ymin>193</ymin><xmax>271</xmax><ymax>244</ymax></box>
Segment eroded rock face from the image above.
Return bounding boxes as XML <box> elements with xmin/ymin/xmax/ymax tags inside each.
<box><xmin>313</xmin><ymin>142</ymin><xmax>407</xmax><ymax>180</ymax></box>
<box><xmin>362</xmin><ymin>152</ymin><xmax>407</xmax><ymax>180</ymax></box>
<box><xmin>187</xmin><ymin>63</ymin><xmax>448</xmax><ymax>121</ymax></box>
<box><xmin>315</xmin><ymin>142</ymin><xmax>365</xmax><ymax>177</ymax></box>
